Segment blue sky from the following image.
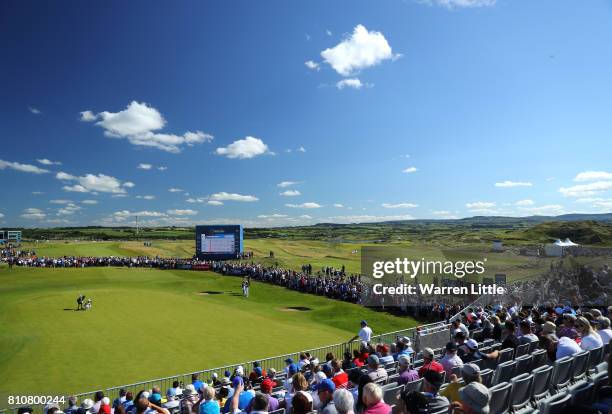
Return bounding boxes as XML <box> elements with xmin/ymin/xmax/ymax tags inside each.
<box><xmin>1</xmin><ymin>0</ymin><xmax>611</xmax><ymax>228</ymax></box>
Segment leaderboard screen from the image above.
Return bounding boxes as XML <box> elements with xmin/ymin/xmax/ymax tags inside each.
<box><xmin>195</xmin><ymin>225</ymin><xmax>243</xmax><ymax>260</ymax></box>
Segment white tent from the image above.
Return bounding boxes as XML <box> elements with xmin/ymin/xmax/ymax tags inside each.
<box><xmin>545</xmin><ymin>238</ymin><xmax>579</xmax><ymax>256</ymax></box>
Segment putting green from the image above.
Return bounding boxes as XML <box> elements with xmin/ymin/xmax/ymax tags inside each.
<box><xmin>0</xmin><ymin>266</ymin><xmax>414</xmax><ymax>397</ymax></box>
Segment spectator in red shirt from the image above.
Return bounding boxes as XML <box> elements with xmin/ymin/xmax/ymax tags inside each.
<box><xmin>352</xmin><ymin>350</ymin><xmax>364</xmax><ymax>367</ymax></box>
<box><xmin>331</xmin><ymin>360</ymin><xmax>348</xmax><ymax>388</ymax></box>
<box><xmin>417</xmin><ymin>348</ymin><xmax>444</xmax><ymax>378</ymax></box>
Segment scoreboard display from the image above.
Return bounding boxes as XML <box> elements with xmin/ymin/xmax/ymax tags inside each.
<box><xmin>195</xmin><ymin>225</ymin><xmax>243</xmax><ymax>260</ymax></box>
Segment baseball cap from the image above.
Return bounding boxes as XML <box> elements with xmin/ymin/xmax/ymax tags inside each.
<box><xmin>232</xmin><ymin>376</ymin><xmax>244</xmax><ymax>388</ymax></box>
<box><xmin>235</xmin><ymin>366</ymin><xmax>244</xmax><ymax>376</ymax></box>
<box><xmin>166</xmin><ymin>388</ymin><xmax>176</xmax><ymax>398</ymax></box>
<box><xmin>446</xmin><ymin>341</ymin><xmax>458</xmax><ymax>352</ymax></box>
<box><xmin>212</xmin><ymin>373</ymin><xmax>218</xmax><ymax>379</ymax></box>
<box><xmin>460</xmin><ymin>382</ymin><xmax>491</xmax><ymax>414</ymax></box>
<box><xmin>541</xmin><ymin>321</ymin><xmax>557</xmax><ymax>334</ymax></box>
<box><xmin>81</xmin><ymin>400</ymin><xmax>94</xmax><ymax>411</ymax></box>
<box><xmin>423</xmin><ymin>370</ymin><xmax>444</xmax><ymax>388</ymax></box>
<box><xmin>261</xmin><ymin>378</ymin><xmax>274</xmax><ymax>393</ymax></box>
<box><xmin>367</xmin><ymin>355</ymin><xmax>380</xmax><ymax>365</ymax></box>
<box><xmin>315</xmin><ymin>379</ymin><xmax>336</xmax><ymax>393</ymax></box>
<box><xmin>422</xmin><ymin>347</ymin><xmax>434</xmax><ymax>359</ymax></box>
<box><xmin>360</xmin><ymin>320</ymin><xmax>367</xmax><ymax>326</ymax></box>
<box><xmin>461</xmin><ymin>363</ymin><xmax>481</xmax><ymax>378</ymax></box>
<box><xmin>466</xmin><ymin>339</ymin><xmax>479</xmax><ymax>350</ymax></box>
<box><xmin>285</xmin><ymin>358</ymin><xmax>294</xmax><ymax>364</ymax></box>
<box><xmin>183</xmin><ymin>384</ymin><xmax>196</xmax><ymax>396</ymax></box>
<box><xmin>224</xmin><ymin>370</ymin><xmax>232</xmax><ymax>377</ymax></box>
<box><xmin>221</xmin><ymin>377</ymin><xmax>231</xmax><ymax>387</ymax></box>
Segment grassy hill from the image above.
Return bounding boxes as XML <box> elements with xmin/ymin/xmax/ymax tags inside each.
<box><xmin>517</xmin><ymin>220</ymin><xmax>612</xmax><ymax>245</ymax></box>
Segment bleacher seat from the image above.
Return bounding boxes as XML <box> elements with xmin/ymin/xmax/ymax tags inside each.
<box><xmin>567</xmin><ymin>381</ymin><xmax>593</xmax><ymax>406</ymax></box>
<box><xmin>451</xmin><ymin>365</ymin><xmax>463</xmax><ymax>378</ymax></box>
<box><xmin>509</xmin><ymin>373</ymin><xmax>534</xmax><ymax>412</ymax></box>
<box><xmin>596</xmin><ymin>361</ymin><xmax>608</xmax><ymax>373</ymax></box>
<box><xmin>531</xmin><ymin>349</ymin><xmax>548</xmax><ymax>369</ymax></box>
<box><xmin>550</xmin><ymin>356</ymin><xmax>574</xmax><ymax>392</ymax></box>
<box><xmin>492</xmin><ymin>343</ymin><xmax>503</xmax><ymax>351</ymax></box>
<box><xmin>381</xmin><ymin>381</ymin><xmax>398</xmax><ymax>391</ymax></box>
<box><xmin>531</xmin><ymin>365</ymin><xmax>553</xmax><ymax>402</ymax></box>
<box><xmin>515</xmin><ymin>354</ymin><xmax>533</xmax><ymax>376</ymax></box>
<box><xmin>498</xmin><ymin>348</ymin><xmax>514</xmax><ymax>364</ymax></box>
<box><xmin>588</xmin><ymin>346</ymin><xmax>604</xmax><ymax>372</ymax></box>
<box><xmin>539</xmin><ymin>392</ymin><xmax>571</xmax><ymax>414</ymax></box>
<box><xmin>480</xmin><ymin>368</ymin><xmax>494</xmax><ymax>387</ymax></box>
<box><xmin>515</xmin><ymin>343</ymin><xmax>530</xmax><ymax>358</ymax></box>
<box><xmin>489</xmin><ymin>381</ymin><xmax>512</xmax><ymax>414</ymax></box>
<box><xmin>403</xmin><ymin>377</ymin><xmax>423</xmax><ymax>393</ymax></box>
<box><xmin>382</xmin><ymin>384</ymin><xmax>403</xmax><ymax>405</ymax></box>
<box><xmin>571</xmin><ymin>350</ymin><xmax>589</xmax><ymax>382</ymax></box>
<box><xmin>269</xmin><ymin>409</ymin><xmax>285</xmax><ymax>414</ymax></box>
<box><xmin>527</xmin><ymin>340</ymin><xmax>540</xmax><ymax>353</ymax></box>
<box><xmin>471</xmin><ymin>359</ymin><xmax>484</xmax><ymax>369</ymax></box>
<box><xmin>493</xmin><ymin>360</ymin><xmax>516</xmax><ymax>385</ymax></box>
<box><xmin>589</xmin><ymin>371</ymin><xmax>608</xmax><ymax>395</ymax></box>
<box><xmin>387</xmin><ymin>373</ymin><xmax>400</xmax><ymax>384</ymax></box>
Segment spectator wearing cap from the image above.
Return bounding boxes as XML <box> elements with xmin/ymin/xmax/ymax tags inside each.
<box><xmin>181</xmin><ymin>385</ymin><xmax>199</xmax><ymax>414</ymax></box>
<box><xmin>113</xmin><ymin>390</ymin><xmax>127</xmax><ymax>411</ymax></box>
<box><xmin>441</xmin><ymin>363</ymin><xmax>481</xmax><ymax>403</ymax></box>
<box><xmin>376</xmin><ymin>344</ymin><xmax>394</xmax><ymax>365</ymax></box>
<box><xmin>198</xmin><ymin>386</ymin><xmax>220</xmax><ymax>414</ymax></box>
<box><xmin>366</xmin><ymin>355</ymin><xmax>388</xmax><ymax>384</ymax></box>
<box><xmin>331</xmin><ymin>359</ymin><xmax>349</xmax><ymax>388</ymax></box>
<box><xmin>393</xmin><ymin>341</ymin><xmax>412</xmax><ymax>362</ymax></box>
<box><xmin>99</xmin><ymin>398</ymin><xmax>111</xmax><ymax>414</ymax></box>
<box><xmin>397</xmin><ymin>355</ymin><xmax>419</xmax><ymax>385</ymax></box>
<box><xmin>316</xmin><ymin>379</ymin><xmax>337</xmax><ymax>414</ymax></box>
<box><xmin>422</xmin><ymin>371</ymin><xmax>449</xmax><ymax>414</ymax></box>
<box><xmin>349</xmin><ymin>321</ymin><xmax>372</xmax><ymax>346</ymax></box>
<box><xmin>332</xmin><ymin>389</ymin><xmax>354</xmax><ymax>414</ymax></box>
<box><xmin>249</xmin><ymin>362</ymin><xmax>266</xmax><ymax>383</ymax></box>
<box><xmin>246</xmin><ymin>379</ymin><xmax>278</xmax><ymax>413</ymax></box>
<box><xmin>81</xmin><ymin>399</ymin><xmax>95</xmax><ymax>414</ymax></box>
<box><xmin>456</xmin><ymin>382</ymin><xmax>490</xmax><ymax>414</ymax></box>
<box><xmin>193</xmin><ymin>374</ymin><xmax>205</xmax><ymax>395</ymax></box>
<box><xmin>223</xmin><ymin>377</ymin><xmax>254</xmax><ymax>414</ymax></box>
<box><xmin>440</xmin><ymin>342</ymin><xmax>463</xmax><ymax>378</ymax></box>
<box><xmin>577</xmin><ymin>316</ymin><xmax>603</xmax><ymax>351</ymax></box>
<box><xmin>501</xmin><ymin>321</ymin><xmax>519</xmax><ymax>350</ymax></box>
<box><xmin>556</xmin><ymin>336</ymin><xmax>581</xmax><ymax>360</ymax></box>
<box><xmin>361</xmin><ymin>383</ymin><xmax>390</xmax><ymax>414</ymax></box>
<box><xmin>163</xmin><ymin>388</ymin><xmax>180</xmax><ymax>411</ymax></box>
<box><xmin>417</xmin><ymin>348</ymin><xmax>444</xmax><ymax>377</ymax></box>
<box><xmin>462</xmin><ymin>339</ymin><xmax>499</xmax><ymax>364</ymax></box>
<box><xmin>597</xmin><ymin>317</ymin><xmax>612</xmax><ymax>346</ymax></box>
<box><xmin>284</xmin><ymin>358</ymin><xmax>295</xmax><ymax>375</ymax></box>
<box><xmin>65</xmin><ymin>397</ymin><xmax>79</xmax><ymax>414</ymax></box>
<box><xmin>284</xmin><ymin>363</ymin><xmax>301</xmax><ymax>391</ymax></box>
<box><xmin>518</xmin><ymin>320</ymin><xmax>539</xmax><ymax>345</ymax></box>
<box><xmin>539</xmin><ymin>321</ymin><xmax>559</xmax><ymax>361</ymax></box>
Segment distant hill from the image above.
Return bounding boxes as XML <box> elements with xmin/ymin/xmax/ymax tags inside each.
<box><xmin>519</xmin><ymin>220</ymin><xmax>612</xmax><ymax>245</ymax></box>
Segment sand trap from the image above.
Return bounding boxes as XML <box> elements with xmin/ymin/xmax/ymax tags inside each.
<box><xmin>197</xmin><ymin>291</ymin><xmax>224</xmax><ymax>295</ymax></box>
<box><xmin>280</xmin><ymin>306</ymin><xmax>313</xmax><ymax>312</ymax></box>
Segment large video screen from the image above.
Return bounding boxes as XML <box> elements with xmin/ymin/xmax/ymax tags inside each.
<box><xmin>195</xmin><ymin>225</ymin><xmax>243</xmax><ymax>260</ymax></box>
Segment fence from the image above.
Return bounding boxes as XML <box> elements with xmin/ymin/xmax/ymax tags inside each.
<box><xmin>2</xmin><ymin>321</ymin><xmax>448</xmax><ymax>414</ymax></box>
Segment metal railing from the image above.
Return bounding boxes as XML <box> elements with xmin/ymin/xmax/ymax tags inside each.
<box><xmin>2</xmin><ymin>321</ymin><xmax>448</xmax><ymax>413</ymax></box>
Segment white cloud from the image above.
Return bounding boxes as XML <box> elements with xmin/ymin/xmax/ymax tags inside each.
<box><xmin>37</xmin><ymin>158</ymin><xmax>62</xmax><ymax>166</ymax></box>
<box><xmin>168</xmin><ymin>188</ymin><xmax>183</xmax><ymax>193</ymax></box>
<box><xmin>431</xmin><ymin>210</ymin><xmax>459</xmax><ymax>219</ymax></box>
<box><xmin>421</xmin><ymin>0</ymin><xmax>496</xmax><ymax>8</ymax></box>
<box><xmin>402</xmin><ymin>167</ymin><xmax>418</xmax><ymax>173</ymax></box>
<box><xmin>495</xmin><ymin>180</ymin><xmax>533</xmax><ymax>188</ymax></box>
<box><xmin>326</xmin><ymin>29</ymin><xmax>333</xmax><ymax>36</ymax></box>
<box><xmin>515</xmin><ymin>199</ymin><xmax>534</xmax><ymax>206</ymax></box>
<box><xmin>82</xmin><ymin>200</ymin><xmax>98</xmax><ymax>205</ymax></box>
<box><xmin>0</xmin><ymin>159</ymin><xmax>49</xmax><ymax>174</ymax></box>
<box><xmin>210</xmin><ymin>192</ymin><xmax>259</xmax><ymax>202</ymax></box>
<box><xmin>559</xmin><ymin>181</ymin><xmax>612</xmax><ymax>198</ymax></box>
<box><xmin>29</xmin><ymin>107</ymin><xmax>41</xmax><ymax>114</ymax></box>
<box><xmin>336</xmin><ymin>78</ymin><xmax>363</xmax><ymax>90</ymax></box>
<box><xmin>207</xmin><ymin>200</ymin><xmax>223</xmax><ymax>206</ymax></box>
<box><xmin>574</xmin><ymin>171</ymin><xmax>612</xmax><ymax>182</ymax></box>
<box><xmin>285</xmin><ymin>202</ymin><xmax>322</xmax><ymax>209</ymax></box>
<box><xmin>49</xmin><ymin>199</ymin><xmax>72</xmax><ymax>204</ymax></box>
<box><xmin>321</xmin><ymin>24</ymin><xmax>399</xmax><ymax>76</ymax></box>
<box><xmin>57</xmin><ymin>171</ymin><xmax>128</xmax><ymax>194</ymax></box>
<box><xmin>328</xmin><ymin>214</ymin><xmax>412</xmax><ymax>223</ymax></box>
<box><xmin>157</xmin><ymin>166</ymin><xmax>167</xmax><ymax>171</ymax></box>
<box><xmin>123</xmin><ymin>181</ymin><xmax>135</xmax><ymax>188</ymax></box>
<box><xmin>278</xmin><ymin>181</ymin><xmax>299</xmax><ymax>188</ymax></box>
<box><xmin>21</xmin><ymin>208</ymin><xmax>46</xmax><ymax>220</ymax></box>
<box><xmin>0</xmin><ymin>212</ymin><xmax>4</xmax><ymax>218</ymax></box>
<box><xmin>466</xmin><ymin>201</ymin><xmax>496</xmax><ymax>210</ymax></box>
<box><xmin>32</xmin><ymin>191</ymin><xmax>44</xmax><ymax>195</ymax></box>
<box><xmin>167</xmin><ymin>209</ymin><xmax>197</xmax><ymax>216</ymax></box>
<box><xmin>298</xmin><ymin>146</ymin><xmax>306</xmax><ymax>153</ymax></box>
<box><xmin>257</xmin><ymin>214</ymin><xmax>288</xmax><ymax>219</ymax></box>
<box><xmin>305</xmin><ymin>60</ymin><xmax>320</xmax><ymax>71</ymax></box>
<box><xmin>136</xmin><ymin>195</ymin><xmax>155</xmax><ymax>200</ymax></box>
<box><xmin>518</xmin><ymin>204</ymin><xmax>564</xmax><ymax>216</ymax></box>
<box><xmin>58</xmin><ymin>203</ymin><xmax>82</xmax><ymax>216</ymax></box>
<box><xmin>82</xmin><ymin>101</ymin><xmax>213</xmax><ymax>153</ymax></box>
<box><xmin>215</xmin><ymin>136</ymin><xmax>271</xmax><ymax>159</ymax></box>
<box><xmin>138</xmin><ymin>163</ymin><xmax>153</xmax><ymax>170</ymax></box>
<box><xmin>333</xmin><ymin>203</ymin><xmax>344</xmax><ymax>208</ymax></box>
<box><xmin>280</xmin><ymin>190</ymin><xmax>301</xmax><ymax>197</ymax></box>
<box><xmin>382</xmin><ymin>203</ymin><xmax>418</xmax><ymax>208</ymax></box>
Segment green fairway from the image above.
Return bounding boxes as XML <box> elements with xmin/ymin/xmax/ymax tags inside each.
<box><xmin>0</xmin><ymin>266</ymin><xmax>414</xmax><ymax>397</ymax></box>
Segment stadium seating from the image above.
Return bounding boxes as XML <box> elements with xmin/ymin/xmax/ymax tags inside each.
<box><xmin>489</xmin><ymin>381</ymin><xmax>512</xmax><ymax>414</ymax></box>
<box><xmin>539</xmin><ymin>392</ymin><xmax>571</xmax><ymax>414</ymax></box>
<box><xmin>515</xmin><ymin>343</ymin><xmax>530</xmax><ymax>358</ymax></box>
<box><xmin>382</xmin><ymin>384</ymin><xmax>403</xmax><ymax>405</ymax></box>
<box><xmin>498</xmin><ymin>348</ymin><xmax>514</xmax><ymax>364</ymax></box>
<box><xmin>531</xmin><ymin>365</ymin><xmax>553</xmax><ymax>402</ymax></box>
<box><xmin>509</xmin><ymin>373</ymin><xmax>534</xmax><ymax>412</ymax></box>
<box><xmin>480</xmin><ymin>368</ymin><xmax>494</xmax><ymax>387</ymax></box>
<box><xmin>403</xmin><ymin>377</ymin><xmax>423</xmax><ymax>393</ymax></box>
<box><xmin>567</xmin><ymin>381</ymin><xmax>593</xmax><ymax>406</ymax></box>
<box><xmin>493</xmin><ymin>360</ymin><xmax>516</xmax><ymax>385</ymax></box>
<box><xmin>515</xmin><ymin>354</ymin><xmax>533</xmax><ymax>375</ymax></box>
<box><xmin>531</xmin><ymin>349</ymin><xmax>548</xmax><ymax>369</ymax></box>
<box><xmin>550</xmin><ymin>356</ymin><xmax>574</xmax><ymax>391</ymax></box>
<box><xmin>571</xmin><ymin>350</ymin><xmax>590</xmax><ymax>382</ymax></box>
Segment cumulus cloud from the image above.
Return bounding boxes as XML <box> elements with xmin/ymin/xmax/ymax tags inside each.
<box><xmin>258</xmin><ymin>214</ymin><xmax>288</xmax><ymax>219</ymax></box>
<box><xmin>123</xmin><ymin>182</ymin><xmax>135</xmax><ymax>188</ymax></box>
<box><xmin>138</xmin><ymin>163</ymin><xmax>153</xmax><ymax>170</ymax></box>
<box><xmin>0</xmin><ymin>159</ymin><xmax>49</xmax><ymax>174</ymax></box>
<box><xmin>58</xmin><ymin>203</ymin><xmax>82</xmax><ymax>216</ymax></box>
<box><xmin>157</xmin><ymin>166</ymin><xmax>167</xmax><ymax>171</ymax></box>
<box><xmin>81</xmin><ymin>101</ymin><xmax>213</xmax><ymax>153</ymax></box>
<box><xmin>136</xmin><ymin>195</ymin><xmax>155</xmax><ymax>200</ymax></box>
<box><xmin>298</xmin><ymin>146</ymin><xmax>306</xmax><ymax>153</ymax></box>
<box><xmin>167</xmin><ymin>209</ymin><xmax>197</xmax><ymax>216</ymax></box>
<box><xmin>466</xmin><ymin>201</ymin><xmax>496</xmax><ymax>213</ymax></box>
<box><xmin>57</xmin><ymin>171</ymin><xmax>129</xmax><ymax>194</ymax></box>
<box><xmin>495</xmin><ymin>180</ymin><xmax>533</xmax><ymax>188</ymax></box>
<box><xmin>21</xmin><ymin>208</ymin><xmax>46</xmax><ymax>220</ymax></box>
<box><xmin>402</xmin><ymin>167</ymin><xmax>418</xmax><ymax>173</ymax></box>
<box><xmin>210</xmin><ymin>192</ymin><xmax>259</xmax><ymax>202</ymax></box>
<box><xmin>278</xmin><ymin>181</ymin><xmax>299</xmax><ymax>188</ymax></box>
<box><xmin>49</xmin><ymin>199</ymin><xmax>72</xmax><ymax>204</ymax></box>
<box><xmin>574</xmin><ymin>171</ymin><xmax>612</xmax><ymax>182</ymax></box>
<box><xmin>336</xmin><ymin>78</ymin><xmax>363</xmax><ymax>90</ymax></box>
<box><xmin>515</xmin><ymin>199</ymin><xmax>534</xmax><ymax>206</ymax></box>
<box><xmin>382</xmin><ymin>203</ymin><xmax>418</xmax><ymax>208</ymax></box>
<box><xmin>305</xmin><ymin>60</ymin><xmax>320</xmax><ymax>71</ymax></box>
<box><xmin>29</xmin><ymin>107</ymin><xmax>42</xmax><ymax>114</ymax></box>
<box><xmin>431</xmin><ymin>210</ymin><xmax>459</xmax><ymax>219</ymax></box>
<box><xmin>215</xmin><ymin>136</ymin><xmax>271</xmax><ymax>159</ymax></box>
<box><xmin>168</xmin><ymin>188</ymin><xmax>183</xmax><ymax>193</ymax></box>
<box><xmin>285</xmin><ymin>202</ymin><xmax>322</xmax><ymax>209</ymax></box>
<box><xmin>82</xmin><ymin>200</ymin><xmax>98</xmax><ymax>204</ymax></box>
<box><xmin>328</xmin><ymin>214</ymin><xmax>412</xmax><ymax>223</ymax></box>
<box><xmin>560</xmin><ymin>181</ymin><xmax>612</xmax><ymax>198</ymax></box>
<box><xmin>207</xmin><ymin>200</ymin><xmax>223</xmax><ymax>206</ymax></box>
<box><xmin>37</xmin><ymin>158</ymin><xmax>62</xmax><ymax>166</ymax></box>
<box><xmin>280</xmin><ymin>190</ymin><xmax>301</xmax><ymax>197</ymax></box>
<box><xmin>333</xmin><ymin>203</ymin><xmax>344</xmax><ymax>208</ymax></box>
<box><xmin>321</xmin><ymin>24</ymin><xmax>399</xmax><ymax>76</ymax></box>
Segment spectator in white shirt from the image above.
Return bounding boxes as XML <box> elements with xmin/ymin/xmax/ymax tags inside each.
<box><xmin>556</xmin><ymin>336</ymin><xmax>581</xmax><ymax>360</ymax></box>
<box><xmin>577</xmin><ymin>316</ymin><xmax>603</xmax><ymax>351</ymax></box>
<box><xmin>349</xmin><ymin>321</ymin><xmax>372</xmax><ymax>346</ymax></box>
<box><xmin>440</xmin><ymin>341</ymin><xmax>463</xmax><ymax>378</ymax></box>
<box><xmin>597</xmin><ymin>317</ymin><xmax>612</xmax><ymax>347</ymax></box>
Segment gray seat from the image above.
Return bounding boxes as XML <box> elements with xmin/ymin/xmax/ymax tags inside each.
<box><xmin>531</xmin><ymin>349</ymin><xmax>548</xmax><ymax>369</ymax></box>
<box><xmin>381</xmin><ymin>381</ymin><xmax>398</xmax><ymax>390</ymax></box>
<box><xmin>494</xmin><ymin>360</ymin><xmax>516</xmax><ymax>385</ymax></box>
<box><xmin>540</xmin><ymin>392</ymin><xmax>571</xmax><ymax>414</ymax></box>
<box><xmin>527</xmin><ymin>340</ymin><xmax>540</xmax><ymax>353</ymax></box>
<box><xmin>509</xmin><ymin>373</ymin><xmax>534</xmax><ymax>411</ymax></box>
<box><xmin>550</xmin><ymin>356</ymin><xmax>574</xmax><ymax>391</ymax></box>
<box><xmin>471</xmin><ymin>359</ymin><xmax>484</xmax><ymax>369</ymax></box>
<box><xmin>515</xmin><ymin>343</ymin><xmax>530</xmax><ymax>358</ymax></box>
<box><xmin>568</xmin><ymin>381</ymin><xmax>593</xmax><ymax>406</ymax></box>
<box><xmin>531</xmin><ymin>365</ymin><xmax>553</xmax><ymax>402</ymax></box>
<box><xmin>588</xmin><ymin>346</ymin><xmax>604</xmax><ymax>371</ymax></box>
<box><xmin>403</xmin><ymin>377</ymin><xmax>423</xmax><ymax>393</ymax></box>
<box><xmin>596</xmin><ymin>361</ymin><xmax>608</xmax><ymax>373</ymax></box>
<box><xmin>515</xmin><ymin>354</ymin><xmax>533</xmax><ymax>375</ymax></box>
<box><xmin>480</xmin><ymin>368</ymin><xmax>494</xmax><ymax>387</ymax></box>
<box><xmin>589</xmin><ymin>371</ymin><xmax>609</xmax><ymax>394</ymax></box>
<box><xmin>571</xmin><ymin>350</ymin><xmax>589</xmax><ymax>382</ymax></box>
<box><xmin>489</xmin><ymin>381</ymin><xmax>512</xmax><ymax>414</ymax></box>
<box><xmin>451</xmin><ymin>365</ymin><xmax>463</xmax><ymax>378</ymax></box>
<box><xmin>498</xmin><ymin>348</ymin><xmax>514</xmax><ymax>364</ymax></box>
<box><xmin>386</xmin><ymin>374</ymin><xmax>400</xmax><ymax>385</ymax></box>
<box><xmin>382</xmin><ymin>384</ymin><xmax>403</xmax><ymax>405</ymax></box>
